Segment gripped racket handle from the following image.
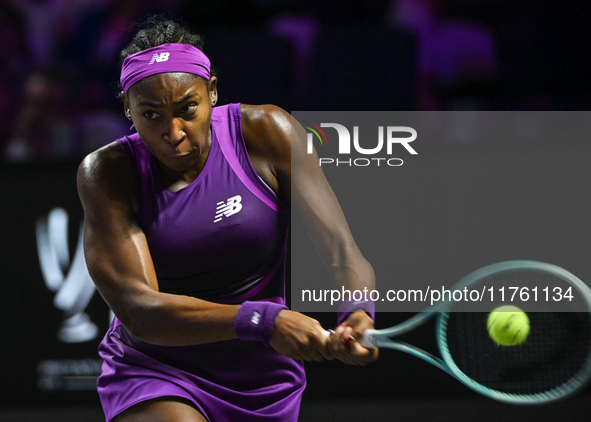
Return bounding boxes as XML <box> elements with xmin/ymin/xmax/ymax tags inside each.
<box><xmin>324</xmin><ymin>328</ymin><xmax>378</xmax><ymax>349</ymax></box>
<box><xmin>360</xmin><ymin>328</ymin><xmax>377</xmax><ymax>349</ymax></box>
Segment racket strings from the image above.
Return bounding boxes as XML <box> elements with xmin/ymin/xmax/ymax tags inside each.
<box><xmin>441</xmin><ymin>264</ymin><xmax>591</xmax><ymax>396</ymax></box>
<box><xmin>445</xmin><ymin>311</ymin><xmax>591</xmax><ymax>395</ymax></box>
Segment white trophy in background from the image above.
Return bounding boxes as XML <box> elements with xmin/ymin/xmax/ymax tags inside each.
<box><xmin>36</xmin><ymin>207</ymin><xmax>98</xmax><ymax>343</ymax></box>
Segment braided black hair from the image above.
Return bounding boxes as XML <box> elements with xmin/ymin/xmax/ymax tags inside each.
<box><xmin>120</xmin><ymin>16</ymin><xmax>205</xmax><ymax>62</ymax></box>
<box><xmin>118</xmin><ymin>16</ymin><xmax>215</xmax><ymax>94</ymax></box>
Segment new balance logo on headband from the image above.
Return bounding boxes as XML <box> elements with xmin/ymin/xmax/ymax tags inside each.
<box><xmin>214</xmin><ymin>195</ymin><xmax>243</xmax><ymax>223</ymax></box>
<box><xmin>149</xmin><ymin>52</ymin><xmax>170</xmax><ymax>64</ymax></box>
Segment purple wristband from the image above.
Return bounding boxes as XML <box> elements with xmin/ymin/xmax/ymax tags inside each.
<box><xmin>234</xmin><ymin>301</ymin><xmax>287</xmax><ymax>343</ymax></box>
<box><xmin>337</xmin><ymin>299</ymin><xmax>376</xmax><ymax>326</ymax></box>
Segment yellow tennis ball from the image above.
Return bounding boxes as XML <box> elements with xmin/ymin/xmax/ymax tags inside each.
<box><xmin>486</xmin><ymin>305</ymin><xmax>530</xmax><ymax>346</ymax></box>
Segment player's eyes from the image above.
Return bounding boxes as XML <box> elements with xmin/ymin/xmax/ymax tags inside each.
<box><xmin>180</xmin><ymin>104</ymin><xmax>197</xmax><ymax>114</ymax></box>
<box><xmin>143</xmin><ymin>111</ymin><xmax>161</xmax><ymax>120</ymax></box>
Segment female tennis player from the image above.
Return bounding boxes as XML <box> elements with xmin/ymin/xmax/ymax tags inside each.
<box><xmin>77</xmin><ymin>17</ymin><xmax>376</xmax><ymax>422</ymax></box>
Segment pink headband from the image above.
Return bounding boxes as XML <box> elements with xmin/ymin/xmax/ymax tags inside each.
<box><xmin>120</xmin><ymin>43</ymin><xmax>211</xmax><ymax>93</ymax></box>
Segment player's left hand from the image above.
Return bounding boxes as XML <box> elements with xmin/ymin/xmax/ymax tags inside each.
<box><xmin>327</xmin><ymin>311</ymin><xmax>379</xmax><ymax>365</ymax></box>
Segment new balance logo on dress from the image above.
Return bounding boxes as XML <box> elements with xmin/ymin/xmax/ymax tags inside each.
<box><xmin>149</xmin><ymin>52</ymin><xmax>170</xmax><ymax>64</ymax></box>
<box><xmin>214</xmin><ymin>195</ymin><xmax>243</xmax><ymax>223</ymax></box>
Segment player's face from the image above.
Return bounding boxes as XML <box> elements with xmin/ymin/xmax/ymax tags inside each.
<box><xmin>124</xmin><ymin>72</ymin><xmax>218</xmax><ymax>173</ymax></box>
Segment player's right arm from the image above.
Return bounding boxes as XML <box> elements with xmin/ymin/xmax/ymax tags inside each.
<box><xmin>77</xmin><ymin>142</ymin><xmax>240</xmax><ymax>346</ymax></box>
<box><xmin>77</xmin><ymin>142</ymin><xmax>330</xmax><ymax>361</ymax></box>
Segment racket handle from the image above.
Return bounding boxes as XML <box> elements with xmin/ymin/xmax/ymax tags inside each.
<box><xmin>324</xmin><ymin>329</ymin><xmax>378</xmax><ymax>349</ymax></box>
<box><xmin>360</xmin><ymin>328</ymin><xmax>377</xmax><ymax>349</ymax></box>
<box><xmin>324</xmin><ymin>329</ymin><xmax>355</xmax><ymax>345</ymax></box>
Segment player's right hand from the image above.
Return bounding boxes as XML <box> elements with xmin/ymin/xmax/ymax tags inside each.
<box><xmin>327</xmin><ymin>311</ymin><xmax>379</xmax><ymax>366</ymax></box>
<box><xmin>269</xmin><ymin>310</ymin><xmax>333</xmax><ymax>362</ymax></box>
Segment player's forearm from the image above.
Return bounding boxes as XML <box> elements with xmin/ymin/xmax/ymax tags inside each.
<box><xmin>296</xmin><ymin>192</ymin><xmax>375</xmax><ymax>292</ymax></box>
<box><xmin>320</xmin><ymin>242</ymin><xmax>375</xmax><ymax>292</ymax></box>
<box><xmin>327</xmin><ymin>257</ymin><xmax>375</xmax><ymax>293</ymax></box>
<box><xmin>86</xmin><ymin>246</ymin><xmax>241</xmax><ymax>345</ymax></box>
<box><xmin>120</xmin><ymin>290</ymin><xmax>240</xmax><ymax>346</ymax></box>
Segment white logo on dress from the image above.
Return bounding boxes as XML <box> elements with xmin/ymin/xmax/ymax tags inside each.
<box><xmin>149</xmin><ymin>52</ymin><xmax>170</xmax><ymax>64</ymax></box>
<box><xmin>214</xmin><ymin>195</ymin><xmax>243</xmax><ymax>223</ymax></box>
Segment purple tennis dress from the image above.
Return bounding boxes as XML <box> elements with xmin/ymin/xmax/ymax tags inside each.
<box><xmin>97</xmin><ymin>104</ymin><xmax>305</xmax><ymax>421</ymax></box>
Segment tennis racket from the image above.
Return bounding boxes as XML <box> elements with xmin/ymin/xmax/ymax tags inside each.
<box><xmin>359</xmin><ymin>260</ymin><xmax>591</xmax><ymax>404</ymax></box>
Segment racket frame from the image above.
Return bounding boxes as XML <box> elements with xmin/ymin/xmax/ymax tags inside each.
<box><xmin>362</xmin><ymin>260</ymin><xmax>591</xmax><ymax>404</ymax></box>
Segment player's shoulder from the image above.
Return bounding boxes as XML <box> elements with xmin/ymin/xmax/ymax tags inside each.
<box><xmin>240</xmin><ymin>103</ymin><xmax>290</xmax><ymax>127</ymax></box>
<box><xmin>77</xmin><ymin>141</ymin><xmax>135</xmax><ymax>197</ymax></box>
<box><xmin>240</xmin><ymin>104</ymin><xmax>292</xmax><ymax>156</ymax></box>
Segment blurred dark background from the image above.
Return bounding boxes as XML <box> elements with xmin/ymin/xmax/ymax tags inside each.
<box><xmin>2</xmin><ymin>0</ymin><xmax>591</xmax><ymax>420</ymax></box>
<box><xmin>2</xmin><ymin>0</ymin><xmax>591</xmax><ymax>162</ymax></box>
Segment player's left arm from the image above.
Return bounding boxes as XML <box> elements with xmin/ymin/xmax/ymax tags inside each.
<box><xmin>241</xmin><ymin>104</ymin><xmax>378</xmax><ymax>365</ymax></box>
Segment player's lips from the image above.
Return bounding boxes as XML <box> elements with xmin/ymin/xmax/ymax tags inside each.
<box><xmin>163</xmin><ymin>150</ymin><xmax>193</xmax><ymax>159</ymax></box>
